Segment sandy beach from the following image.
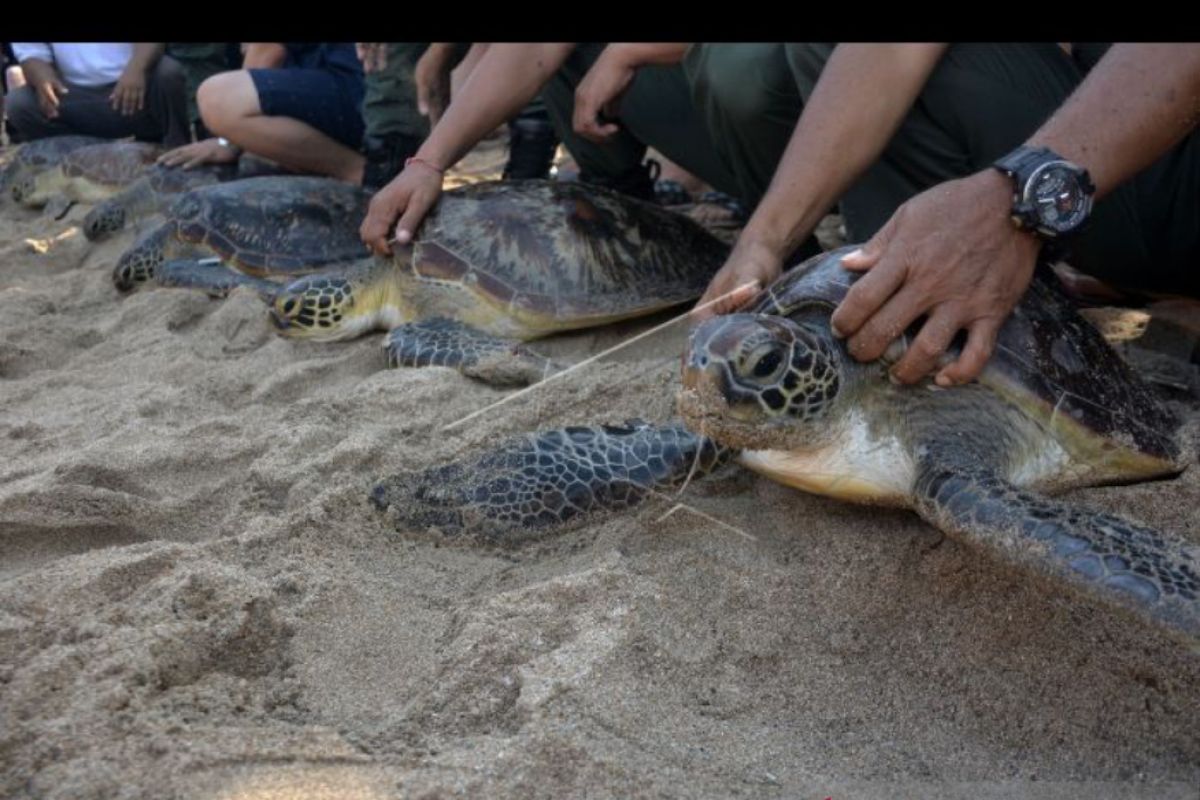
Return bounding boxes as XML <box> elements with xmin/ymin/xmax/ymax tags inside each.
<box><xmin>1</xmin><ymin>138</ymin><xmax>1199</xmax><ymax>800</ymax></box>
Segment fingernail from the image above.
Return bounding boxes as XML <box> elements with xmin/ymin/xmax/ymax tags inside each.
<box><xmin>842</xmin><ymin>248</ymin><xmax>864</xmax><ymax>262</ymax></box>
<box><xmin>935</xmin><ymin>373</ymin><xmax>952</xmax><ymax>388</ymax></box>
<box><xmin>830</xmin><ymin>322</ymin><xmax>845</xmax><ymax>339</ymax></box>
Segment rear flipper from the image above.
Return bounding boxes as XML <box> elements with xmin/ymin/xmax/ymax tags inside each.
<box><xmin>156</xmin><ymin>258</ymin><xmax>280</xmax><ymax>302</ymax></box>
<box><xmin>370</xmin><ymin>420</ymin><xmax>730</xmax><ymax>542</ymax></box>
<box><xmin>385</xmin><ymin>317</ymin><xmax>560</xmax><ymax>387</ymax></box>
<box><xmin>916</xmin><ymin>464</ymin><xmax>1200</xmax><ymax>642</ymax></box>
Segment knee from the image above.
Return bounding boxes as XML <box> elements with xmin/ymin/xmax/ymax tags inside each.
<box><xmin>4</xmin><ymin>85</ymin><xmax>41</xmax><ymax>129</ymax></box>
<box><xmin>154</xmin><ymin>55</ymin><xmax>186</xmax><ymax>92</ymax></box>
<box><xmin>692</xmin><ymin>44</ymin><xmax>790</xmax><ymax>127</ymax></box>
<box><xmin>197</xmin><ymin>71</ymin><xmax>254</xmax><ymax>135</ymax></box>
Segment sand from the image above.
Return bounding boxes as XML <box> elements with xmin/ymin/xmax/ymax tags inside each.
<box><xmin>1</xmin><ymin>139</ymin><xmax>1199</xmax><ymax>800</ymax></box>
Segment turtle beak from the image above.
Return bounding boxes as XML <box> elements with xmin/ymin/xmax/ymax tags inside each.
<box><xmin>269</xmin><ymin>308</ymin><xmax>290</xmax><ymax>331</ymax></box>
<box><xmin>681</xmin><ymin>315</ymin><xmax>755</xmax><ymax>396</ymax></box>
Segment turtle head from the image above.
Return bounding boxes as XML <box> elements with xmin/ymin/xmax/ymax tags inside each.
<box><xmin>10</xmin><ymin>173</ymin><xmax>35</xmax><ymax>205</ymax></box>
<box><xmin>270</xmin><ymin>259</ymin><xmax>398</xmax><ymax>342</ymax></box>
<box><xmin>83</xmin><ymin>200</ymin><xmax>126</xmax><ymax>241</ymax></box>
<box><xmin>112</xmin><ymin>225</ymin><xmax>171</xmax><ymax>292</ymax></box>
<box><xmin>680</xmin><ymin>313</ymin><xmax>844</xmax><ymax>449</ymax></box>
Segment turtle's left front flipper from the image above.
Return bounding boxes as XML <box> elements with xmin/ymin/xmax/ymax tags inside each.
<box><xmin>370</xmin><ymin>420</ymin><xmax>731</xmax><ymax>542</ymax></box>
<box><xmin>385</xmin><ymin>317</ymin><xmax>561</xmax><ymax>386</ymax></box>
<box><xmin>915</xmin><ymin>462</ymin><xmax>1200</xmax><ymax>642</ymax></box>
<box><xmin>157</xmin><ymin>259</ymin><xmax>281</xmax><ymax>302</ymax></box>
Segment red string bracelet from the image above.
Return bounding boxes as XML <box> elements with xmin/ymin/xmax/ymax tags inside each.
<box><xmin>405</xmin><ymin>157</ymin><xmax>445</xmax><ymax>176</ymax></box>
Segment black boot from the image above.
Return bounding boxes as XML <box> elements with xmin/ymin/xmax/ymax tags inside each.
<box><xmin>362</xmin><ymin>133</ymin><xmax>422</xmax><ymax>190</ymax></box>
<box><xmin>503</xmin><ymin>117</ymin><xmax>560</xmax><ymax>180</ymax></box>
<box><xmin>578</xmin><ymin>159</ymin><xmax>660</xmax><ymax>203</ymax></box>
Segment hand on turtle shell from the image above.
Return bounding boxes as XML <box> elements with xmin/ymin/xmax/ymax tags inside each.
<box><xmin>830</xmin><ymin>170</ymin><xmax>1042</xmax><ymax>387</ymax></box>
<box><xmin>157</xmin><ymin>139</ymin><xmax>240</xmax><ymax>170</ymax></box>
<box><xmin>691</xmin><ymin>237</ymin><xmax>781</xmax><ymax>322</ymax></box>
<box><xmin>110</xmin><ymin>68</ymin><xmax>146</xmax><ymax>116</ymax></box>
<box><xmin>361</xmin><ymin>163</ymin><xmax>443</xmax><ymax>255</ymax></box>
<box><xmin>573</xmin><ymin>47</ymin><xmax>637</xmax><ymax>143</ymax></box>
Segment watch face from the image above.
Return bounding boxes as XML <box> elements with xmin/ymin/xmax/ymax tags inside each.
<box><xmin>1023</xmin><ymin>161</ymin><xmax>1093</xmax><ymax>234</ymax></box>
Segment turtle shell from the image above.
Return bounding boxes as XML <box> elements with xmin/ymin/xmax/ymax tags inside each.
<box><xmin>750</xmin><ymin>245</ymin><xmax>1183</xmax><ymax>466</ymax></box>
<box><xmin>60</xmin><ymin>141</ymin><xmax>162</xmax><ymax>186</ymax></box>
<box><xmin>167</xmin><ymin>176</ymin><xmax>372</xmax><ymax>275</ymax></box>
<box><xmin>144</xmin><ymin>162</ymin><xmax>237</xmax><ymax>194</ymax></box>
<box><xmin>411</xmin><ymin>180</ymin><xmax>729</xmax><ymax>324</ymax></box>
<box><xmin>1</xmin><ymin>135</ymin><xmax>106</xmax><ymax>192</ymax></box>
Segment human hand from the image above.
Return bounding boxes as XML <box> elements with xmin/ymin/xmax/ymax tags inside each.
<box><xmin>573</xmin><ymin>47</ymin><xmax>637</xmax><ymax>143</ymax></box>
<box><xmin>415</xmin><ymin>46</ymin><xmax>452</xmax><ymax>125</ymax></box>
<box><xmin>356</xmin><ymin>43</ymin><xmax>389</xmax><ymax>74</ymax></box>
<box><xmin>829</xmin><ymin>170</ymin><xmax>1041</xmax><ymax>386</ymax></box>
<box><xmin>691</xmin><ymin>238</ymin><xmax>784</xmax><ymax>321</ymax></box>
<box><xmin>110</xmin><ymin>67</ymin><xmax>146</xmax><ymax>115</ymax></box>
<box><xmin>360</xmin><ymin>162</ymin><xmax>443</xmax><ymax>255</ymax></box>
<box><xmin>35</xmin><ymin>76</ymin><xmax>69</xmax><ymax>119</ymax></box>
<box><xmin>157</xmin><ymin>138</ymin><xmax>239</xmax><ymax>169</ymax></box>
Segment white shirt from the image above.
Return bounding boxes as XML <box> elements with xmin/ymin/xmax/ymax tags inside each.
<box><xmin>11</xmin><ymin>43</ymin><xmax>133</xmax><ymax>87</ymax></box>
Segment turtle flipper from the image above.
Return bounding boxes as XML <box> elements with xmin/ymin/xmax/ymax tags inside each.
<box><xmin>156</xmin><ymin>258</ymin><xmax>280</xmax><ymax>301</ymax></box>
<box><xmin>915</xmin><ymin>463</ymin><xmax>1200</xmax><ymax>641</ymax></box>
<box><xmin>370</xmin><ymin>420</ymin><xmax>730</xmax><ymax>542</ymax></box>
<box><xmin>45</xmin><ymin>195</ymin><xmax>76</xmax><ymax>221</ymax></box>
<box><xmin>385</xmin><ymin>317</ymin><xmax>559</xmax><ymax>387</ymax></box>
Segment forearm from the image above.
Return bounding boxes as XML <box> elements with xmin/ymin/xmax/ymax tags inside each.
<box><xmin>606</xmin><ymin>43</ymin><xmax>690</xmax><ymax>67</ymax></box>
<box><xmin>126</xmin><ymin>43</ymin><xmax>164</xmax><ymax>73</ymax></box>
<box><xmin>416</xmin><ymin>43</ymin><xmax>574</xmax><ymax>169</ymax></box>
<box><xmin>18</xmin><ymin>57</ymin><xmax>58</xmax><ymax>89</ymax></box>
<box><xmin>744</xmin><ymin>43</ymin><xmax>948</xmax><ymax>257</ymax></box>
<box><xmin>1027</xmin><ymin>43</ymin><xmax>1200</xmax><ymax>198</ymax></box>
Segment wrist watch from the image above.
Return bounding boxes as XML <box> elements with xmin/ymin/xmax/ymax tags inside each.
<box><xmin>993</xmin><ymin>146</ymin><xmax>1095</xmax><ymax>241</ymax></box>
<box><xmin>216</xmin><ymin>137</ymin><xmax>242</xmax><ymax>156</ymax></box>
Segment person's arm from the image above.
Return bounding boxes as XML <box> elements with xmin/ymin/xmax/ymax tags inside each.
<box><xmin>831</xmin><ymin>43</ymin><xmax>1200</xmax><ymax>387</ymax></box>
<box><xmin>573</xmin><ymin>43</ymin><xmax>690</xmax><ymax>142</ymax></box>
<box><xmin>360</xmin><ymin>43</ymin><xmax>576</xmax><ymax>254</ymax></box>
<box><xmin>692</xmin><ymin>44</ymin><xmax>948</xmax><ymax>319</ymax></box>
<box><xmin>13</xmin><ymin>43</ymin><xmax>67</xmax><ymax>119</ymax></box>
<box><xmin>242</xmin><ymin>43</ymin><xmax>287</xmax><ymax>69</ymax></box>
<box><xmin>110</xmin><ymin>42</ymin><xmax>163</xmax><ymax>116</ymax></box>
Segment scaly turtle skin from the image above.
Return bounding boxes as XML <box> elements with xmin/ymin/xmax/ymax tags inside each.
<box><xmin>370</xmin><ymin>420</ymin><xmax>729</xmax><ymax>543</ymax></box>
<box><xmin>82</xmin><ymin>162</ymin><xmax>238</xmax><ymax>241</ymax></box>
<box><xmin>111</xmin><ymin>176</ymin><xmax>372</xmax><ymax>291</ymax></box>
<box><xmin>265</xmin><ymin>179</ymin><xmax>729</xmax><ymax>385</ymax></box>
<box><xmin>2</xmin><ymin>135</ymin><xmax>107</xmax><ymax>204</ymax></box>
<box><xmin>13</xmin><ymin>141</ymin><xmax>162</xmax><ymax>208</ymax></box>
<box><xmin>678</xmin><ymin>245</ymin><xmax>1197</xmax><ymax>641</ymax></box>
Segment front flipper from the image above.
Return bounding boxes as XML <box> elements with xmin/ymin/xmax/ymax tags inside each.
<box><xmin>156</xmin><ymin>258</ymin><xmax>281</xmax><ymax>302</ymax></box>
<box><xmin>370</xmin><ymin>420</ymin><xmax>730</xmax><ymax>542</ymax></box>
<box><xmin>916</xmin><ymin>463</ymin><xmax>1200</xmax><ymax>642</ymax></box>
<box><xmin>385</xmin><ymin>317</ymin><xmax>560</xmax><ymax>387</ymax></box>
<box><xmin>45</xmin><ymin>195</ymin><xmax>76</xmax><ymax>221</ymax></box>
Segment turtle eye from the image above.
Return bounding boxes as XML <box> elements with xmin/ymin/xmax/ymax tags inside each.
<box><xmin>281</xmin><ymin>297</ymin><xmax>297</xmax><ymax>315</ymax></box>
<box><xmin>746</xmin><ymin>344</ymin><xmax>785</xmax><ymax>381</ymax></box>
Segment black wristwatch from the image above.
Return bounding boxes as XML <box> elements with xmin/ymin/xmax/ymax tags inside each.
<box><xmin>993</xmin><ymin>146</ymin><xmax>1095</xmax><ymax>241</ymax></box>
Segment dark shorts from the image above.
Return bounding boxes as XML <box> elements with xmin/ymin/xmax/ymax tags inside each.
<box><xmin>248</xmin><ymin>67</ymin><xmax>365</xmax><ymax>149</ymax></box>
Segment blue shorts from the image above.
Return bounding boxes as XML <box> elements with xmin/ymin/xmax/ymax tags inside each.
<box><xmin>248</xmin><ymin>67</ymin><xmax>365</xmax><ymax>150</ymax></box>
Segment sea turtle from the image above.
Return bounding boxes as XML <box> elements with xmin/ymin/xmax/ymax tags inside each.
<box><xmin>110</xmin><ymin>175</ymin><xmax>372</xmax><ymax>292</ymax></box>
<box><xmin>81</xmin><ymin>162</ymin><xmax>239</xmax><ymax>241</ymax></box>
<box><xmin>1</xmin><ymin>134</ymin><xmax>106</xmax><ymax>204</ymax></box>
<box><xmin>257</xmin><ymin>179</ymin><xmax>730</xmax><ymax>385</ymax></box>
<box><xmin>12</xmin><ymin>140</ymin><xmax>162</xmax><ymax>209</ymax></box>
<box><xmin>371</xmin><ymin>245</ymin><xmax>1200</xmax><ymax>643</ymax></box>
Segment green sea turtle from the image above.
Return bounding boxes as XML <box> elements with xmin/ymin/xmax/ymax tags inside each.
<box><xmin>1</xmin><ymin>135</ymin><xmax>106</xmax><ymax>204</ymax></box>
<box><xmin>12</xmin><ymin>140</ymin><xmax>162</xmax><ymax>209</ymax></box>
<box><xmin>82</xmin><ymin>162</ymin><xmax>239</xmax><ymax>241</ymax></box>
<box><xmin>371</xmin><ymin>245</ymin><xmax>1200</xmax><ymax>642</ymax></box>
<box><xmin>259</xmin><ymin>179</ymin><xmax>729</xmax><ymax>385</ymax></box>
<box><xmin>110</xmin><ymin>176</ymin><xmax>372</xmax><ymax>292</ymax></box>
